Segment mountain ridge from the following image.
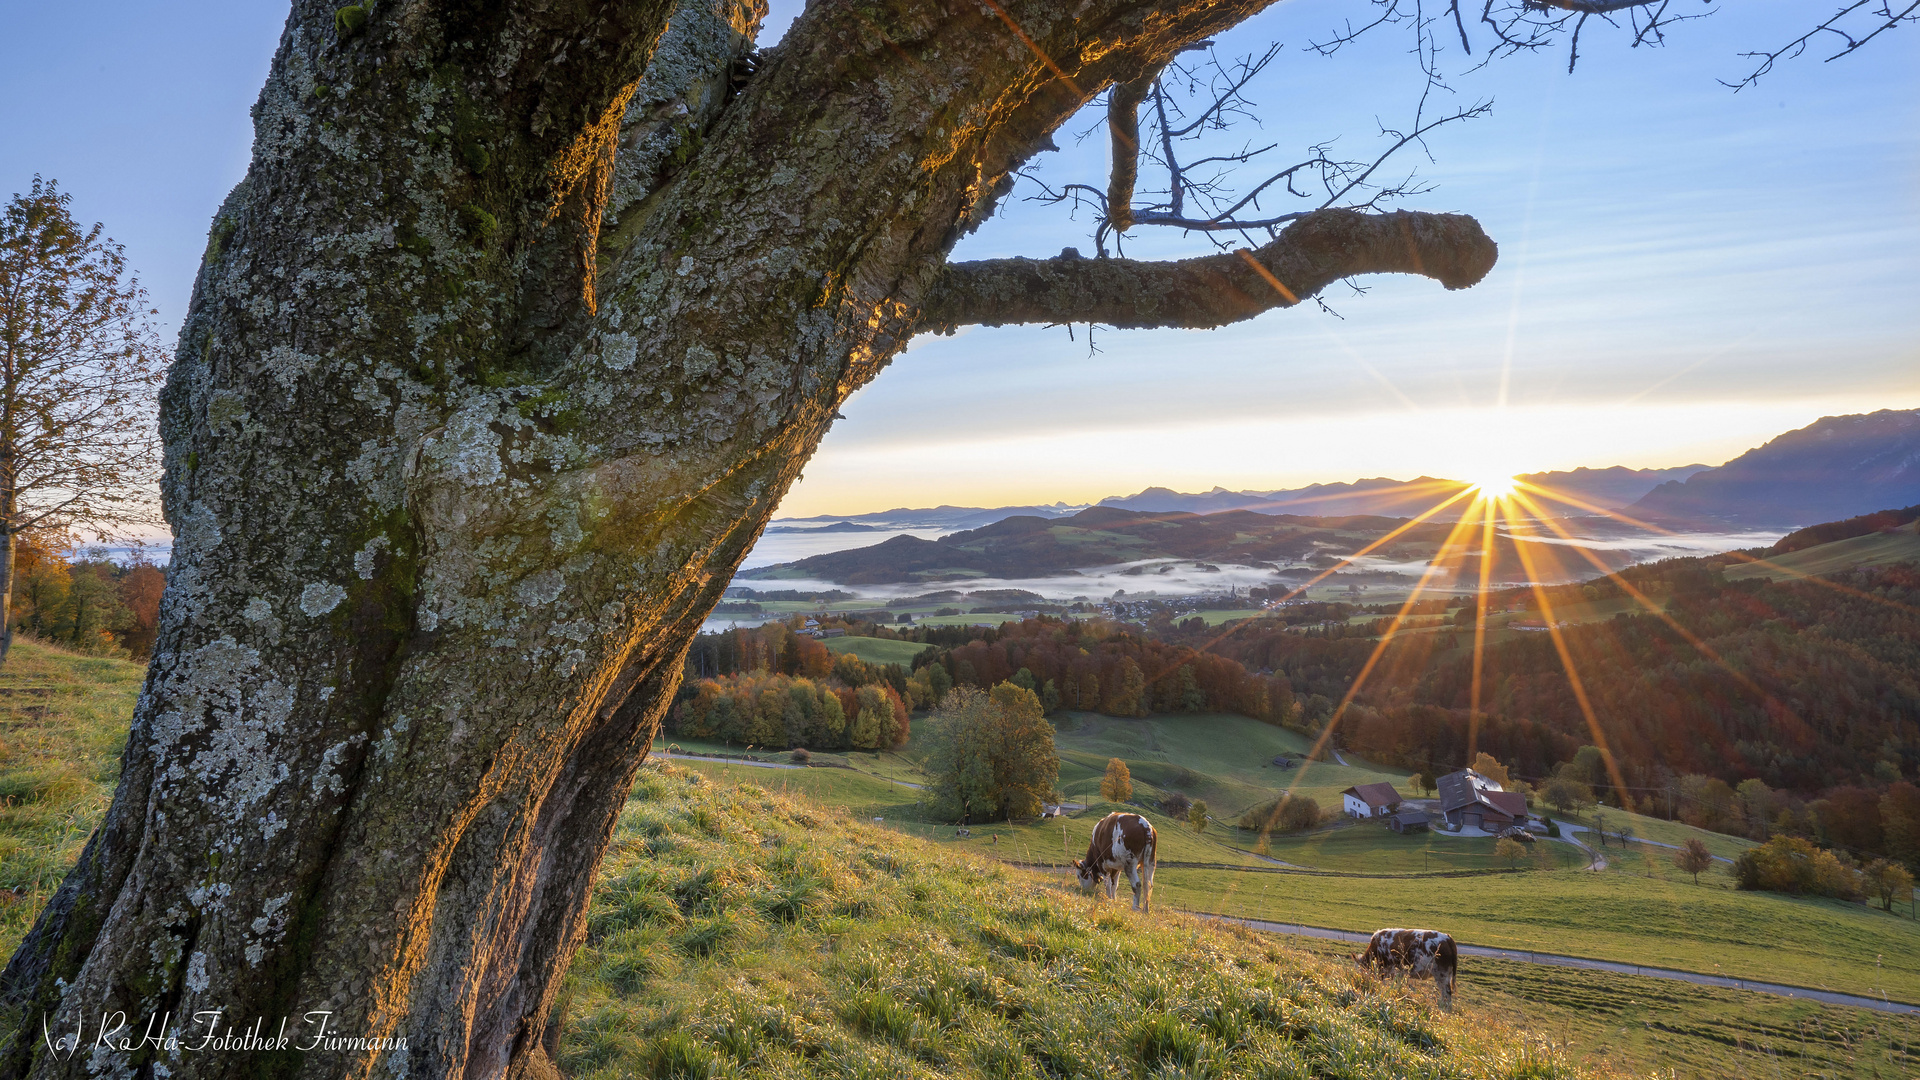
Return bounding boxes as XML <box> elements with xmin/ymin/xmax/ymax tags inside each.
<box><xmin>1626</xmin><ymin>409</ymin><xmax>1920</xmax><ymax>527</ymax></box>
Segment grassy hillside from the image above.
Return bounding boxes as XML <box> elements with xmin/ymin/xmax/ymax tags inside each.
<box><xmin>1725</xmin><ymin>521</ymin><xmax>1920</xmax><ymax>581</ymax></box>
<box><xmin>563</xmin><ymin>765</ymin><xmax>1591</xmax><ymax>1079</ymax></box>
<box><xmin>0</xmin><ymin>638</ymin><xmax>142</xmax><ymax>960</ymax></box>
<box><xmin>823</xmin><ymin>635</ymin><xmax>933</xmax><ymax>667</ymax></box>
<box><xmin>1044</xmin><ymin>711</ymin><xmax>1409</xmax><ymax>819</ymax></box>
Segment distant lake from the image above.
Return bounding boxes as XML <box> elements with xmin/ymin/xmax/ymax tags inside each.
<box><xmin>739</xmin><ymin>525</ymin><xmax>950</xmax><ymax>569</ymax></box>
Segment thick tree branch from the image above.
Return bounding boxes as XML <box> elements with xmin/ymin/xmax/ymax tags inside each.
<box><xmin>918</xmin><ymin>208</ymin><xmax>1495</xmax><ymax>332</ymax></box>
<box><xmin>1106</xmin><ymin>76</ymin><xmax>1156</xmax><ymax>231</ymax></box>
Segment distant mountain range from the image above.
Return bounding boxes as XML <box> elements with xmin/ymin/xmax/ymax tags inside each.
<box><xmin>1625</xmin><ymin>409</ymin><xmax>1920</xmax><ymax>527</ymax></box>
<box><xmin>1094</xmin><ymin>464</ymin><xmax>1710</xmax><ymax>519</ymax></box>
<box><xmin>769</xmin><ymin>407</ymin><xmax>1920</xmax><ymax>539</ymax></box>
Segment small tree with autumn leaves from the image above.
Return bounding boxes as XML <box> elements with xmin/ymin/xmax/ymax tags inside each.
<box><xmin>1101</xmin><ymin>758</ymin><xmax>1134</xmax><ymax>803</ymax></box>
<box><xmin>1493</xmin><ymin>837</ymin><xmax>1528</xmax><ymax>869</ymax></box>
<box><xmin>1673</xmin><ymin>839</ymin><xmax>1714</xmax><ymax>885</ymax></box>
<box><xmin>0</xmin><ymin>178</ymin><xmax>164</xmax><ymax>663</ymax></box>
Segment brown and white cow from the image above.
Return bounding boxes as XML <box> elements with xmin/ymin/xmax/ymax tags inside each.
<box><xmin>1353</xmin><ymin>928</ymin><xmax>1458</xmax><ymax>1006</ymax></box>
<box><xmin>1071</xmin><ymin>812</ymin><xmax>1157</xmax><ymax>913</ymax></box>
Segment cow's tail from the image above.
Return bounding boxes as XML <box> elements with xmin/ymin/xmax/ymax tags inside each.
<box><xmin>1437</xmin><ymin>946</ymin><xmax>1457</xmax><ymax>1010</ymax></box>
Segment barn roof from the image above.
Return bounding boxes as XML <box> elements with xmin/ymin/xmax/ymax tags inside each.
<box><xmin>1437</xmin><ymin>768</ymin><xmax>1519</xmax><ymax>816</ymax></box>
<box><xmin>1342</xmin><ymin>782</ymin><xmax>1401</xmax><ymax>809</ymax></box>
<box><xmin>1391</xmin><ymin>809</ymin><xmax>1430</xmax><ymax>828</ymax></box>
<box><xmin>1485</xmin><ymin>790</ymin><xmax>1529</xmax><ymax>819</ymax></box>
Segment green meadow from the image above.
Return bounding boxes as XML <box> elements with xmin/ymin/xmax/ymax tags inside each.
<box><xmin>823</xmin><ymin>635</ymin><xmax>935</xmax><ymax>667</ymax></box>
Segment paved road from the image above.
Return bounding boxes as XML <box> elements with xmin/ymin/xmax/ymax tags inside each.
<box><xmin>1192</xmin><ymin>912</ymin><xmax>1919</xmax><ymax>1015</ymax></box>
<box><xmin>1562</xmin><ymin>823</ymin><xmax>1736</xmax><ymax>864</ymax></box>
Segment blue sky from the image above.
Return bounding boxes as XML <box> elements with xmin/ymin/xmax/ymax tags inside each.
<box><xmin>4</xmin><ymin>1</ymin><xmax>1915</xmax><ymax>521</ymax></box>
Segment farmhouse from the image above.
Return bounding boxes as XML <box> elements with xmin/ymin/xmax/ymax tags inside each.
<box><xmin>1436</xmin><ymin>768</ymin><xmax>1528</xmax><ymax>831</ymax></box>
<box><xmin>1341</xmin><ymin>782</ymin><xmax>1403</xmax><ymax>819</ymax></box>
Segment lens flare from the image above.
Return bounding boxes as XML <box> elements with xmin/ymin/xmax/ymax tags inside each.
<box><xmin>1472</xmin><ymin>473</ymin><xmax>1519</xmax><ymax>499</ymax></box>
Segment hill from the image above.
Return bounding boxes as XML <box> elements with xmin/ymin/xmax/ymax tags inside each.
<box><xmin>656</xmin><ymin>752</ymin><xmax>1920</xmax><ymax>1077</ymax></box>
<box><xmin>563</xmin><ymin>766</ymin><xmax>1594</xmax><ymax>1080</ymax></box>
<box><xmin>1627</xmin><ymin>409</ymin><xmax>1920</xmax><ymax>527</ymax></box>
<box><xmin>1728</xmin><ymin>517</ymin><xmax>1920</xmax><ymax>582</ymax></box>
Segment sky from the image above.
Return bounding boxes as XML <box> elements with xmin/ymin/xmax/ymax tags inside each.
<box><xmin>4</xmin><ymin>1</ymin><xmax>1916</xmax><ymax>526</ymax></box>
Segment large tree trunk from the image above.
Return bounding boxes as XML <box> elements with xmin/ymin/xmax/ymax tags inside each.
<box><xmin>0</xmin><ymin>0</ymin><xmax>1493</xmax><ymax>1076</ymax></box>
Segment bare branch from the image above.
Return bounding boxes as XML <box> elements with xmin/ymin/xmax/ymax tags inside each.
<box><xmin>1724</xmin><ymin>1</ymin><xmax>1920</xmax><ymax>90</ymax></box>
<box><xmin>918</xmin><ymin>209</ymin><xmax>1496</xmax><ymax>333</ymax></box>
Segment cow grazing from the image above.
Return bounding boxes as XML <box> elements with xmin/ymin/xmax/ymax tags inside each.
<box><xmin>1353</xmin><ymin>929</ymin><xmax>1458</xmax><ymax>1007</ymax></box>
<box><xmin>1071</xmin><ymin>812</ymin><xmax>1157</xmax><ymax>913</ymax></box>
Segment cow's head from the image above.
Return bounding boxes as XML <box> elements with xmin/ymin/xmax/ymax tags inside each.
<box><xmin>1070</xmin><ymin>859</ymin><xmax>1097</xmax><ymax>891</ymax></box>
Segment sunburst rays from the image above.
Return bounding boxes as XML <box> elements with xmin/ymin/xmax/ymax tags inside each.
<box><xmin>1244</xmin><ymin>467</ymin><xmax>1858</xmax><ymax>834</ymax></box>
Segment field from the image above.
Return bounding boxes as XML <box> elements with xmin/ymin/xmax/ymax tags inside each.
<box><xmin>1282</xmin><ymin>937</ymin><xmax>1920</xmax><ymax>1079</ymax></box>
<box><xmin>670</xmin><ymin>710</ymin><xmax>1920</xmax><ymax>1007</ymax></box>
<box><xmin>823</xmin><ymin>635</ymin><xmax>934</xmax><ymax>667</ymax></box>
<box><xmin>1041</xmin><ymin>711</ymin><xmax>1410</xmax><ymax>819</ymax></box>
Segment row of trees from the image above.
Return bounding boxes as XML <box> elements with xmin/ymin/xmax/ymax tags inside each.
<box><xmin>671</xmin><ymin>673</ymin><xmax>910</xmax><ymax>752</ymax></box>
<box><xmin>8</xmin><ymin>539</ymin><xmax>162</xmax><ymax>658</ymax></box>
<box><xmin>917</xmin><ymin>618</ymin><xmax>1285</xmax><ymax>721</ymax></box>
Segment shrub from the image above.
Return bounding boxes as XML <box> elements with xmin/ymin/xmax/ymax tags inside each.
<box><xmin>1238</xmin><ymin>796</ymin><xmax>1323</xmax><ymax>834</ymax></box>
<box><xmin>1159</xmin><ymin>791</ymin><xmax>1193</xmax><ymax>819</ymax></box>
<box><xmin>1732</xmin><ymin>835</ymin><xmax>1863</xmax><ymax>899</ymax></box>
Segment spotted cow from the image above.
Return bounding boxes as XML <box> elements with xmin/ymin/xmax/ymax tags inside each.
<box><xmin>1353</xmin><ymin>928</ymin><xmax>1458</xmax><ymax>1006</ymax></box>
<box><xmin>1072</xmin><ymin>812</ymin><xmax>1157</xmax><ymax>913</ymax></box>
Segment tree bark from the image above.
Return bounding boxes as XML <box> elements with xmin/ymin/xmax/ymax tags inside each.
<box><xmin>1</xmin><ymin>520</ymin><xmax>13</xmax><ymax>665</ymax></box>
<box><xmin>1</xmin><ymin>0</ymin><xmax>1496</xmax><ymax>1077</ymax></box>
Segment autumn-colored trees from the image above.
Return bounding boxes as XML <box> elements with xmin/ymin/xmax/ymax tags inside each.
<box><xmin>1672</xmin><ymin>839</ymin><xmax>1714</xmax><ymax>885</ymax></box>
<box><xmin>1101</xmin><ymin>758</ymin><xmax>1134</xmax><ymax>802</ymax></box>
<box><xmin>673</xmin><ymin>672</ymin><xmax>908</xmax><ymax>752</ymax></box>
<box><xmin>4</xmin><ymin>541</ymin><xmax>163</xmax><ymax>658</ymax></box>
<box><xmin>1733</xmin><ymin>836</ymin><xmax>1863</xmax><ymax>900</ymax></box>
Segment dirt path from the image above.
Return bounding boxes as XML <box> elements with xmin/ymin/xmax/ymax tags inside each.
<box><xmin>1192</xmin><ymin>913</ymin><xmax>1919</xmax><ymax>1016</ymax></box>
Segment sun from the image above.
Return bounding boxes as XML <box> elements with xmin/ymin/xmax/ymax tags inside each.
<box><xmin>1471</xmin><ymin>473</ymin><xmax>1519</xmax><ymax>499</ymax></box>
